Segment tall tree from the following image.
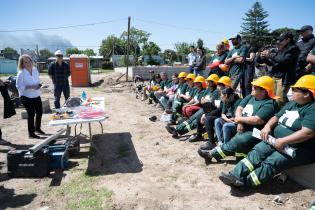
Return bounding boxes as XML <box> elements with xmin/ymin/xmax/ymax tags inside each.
<box><xmin>240</xmin><ymin>1</ymin><xmax>271</xmax><ymax>48</ymax></box>
<box><xmin>121</xmin><ymin>27</ymin><xmax>151</xmax><ymax>55</ymax></box>
<box><xmin>162</xmin><ymin>49</ymin><xmax>177</xmax><ymax>64</ymax></box>
<box><xmin>174</xmin><ymin>42</ymin><xmax>193</xmax><ymax>63</ymax></box>
<box><xmin>98</xmin><ymin>35</ymin><xmax>125</xmax><ymax>58</ymax></box>
<box><xmin>66</xmin><ymin>48</ymin><xmax>81</xmax><ymax>56</ymax></box>
<box><xmin>82</xmin><ymin>48</ymin><xmax>96</xmax><ymax>56</ymax></box>
<box><xmin>39</xmin><ymin>48</ymin><xmax>53</xmax><ymax>59</ymax></box>
<box><xmin>2</xmin><ymin>47</ymin><xmax>19</xmax><ymax>59</ymax></box>
<box><xmin>142</xmin><ymin>41</ymin><xmax>161</xmax><ymax>56</ymax></box>
<box><xmin>197</xmin><ymin>38</ymin><xmax>204</xmax><ymax>49</ymax></box>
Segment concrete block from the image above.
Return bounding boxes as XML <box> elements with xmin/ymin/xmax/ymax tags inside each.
<box><xmin>41</xmin><ymin>98</ymin><xmax>51</xmax><ymax>113</ymax></box>
<box><xmin>21</xmin><ymin>111</ymin><xmax>28</xmax><ymax>119</ymax></box>
<box><xmin>285</xmin><ymin>163</ymin><xmax>315</xmax><ymax>190</ymax></box>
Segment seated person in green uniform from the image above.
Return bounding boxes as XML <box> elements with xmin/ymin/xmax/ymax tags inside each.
<box><xmin>214</xmin><ymin>87</ymin><xmax>242</xmax><ymax>145</ymax></box>
<box><xmin>166</xmin><ymin>74</ymin><xmax>220</xmax><ymax>139</ymax></box>
<box><xmin>169</xmin><ymin>72</ymin><xmax>190</xmax><ymax>125</ymax></box>
<box><xmin>159</xmin><ymin>73</ymin><xmax>179</xmax><ymax>110</ymax></box>
<box><xmin>208</xmin><ymin>44</ymin><xmax>228</xmax><ymax>77</ymax></box>
<box><xmin>150</xmin><ymin>72</ymin><xmax>172</xmax><ymax>106</ymax></box>
<box><xmin>198</xmin><ymin>76</ymin><xmax>279</xmax><ymax>163</ymax></box>
<box><xmin>198</xmin><ymin>76</ymin><xmax>233</xmax><ymax>150</ymax></box>
<box><xmin>219</xmin><ymin>75</ymin><xmax>315</xmax><ymax>189</ymax></box>
<box><xmin>142</xmin><ymin>74</ymin><xmax>161</xmax><ymax>102</ymax></box>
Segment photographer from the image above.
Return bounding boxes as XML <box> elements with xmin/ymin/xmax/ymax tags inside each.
<box><xmin>296</xmin><ymin>25</ymin><xmax>315</xmax><ymax>78</ymax></box>
<box><xmin>260</xmin><ymin>32</ymin><xmax>300</xmax><ymax>106</ymax></box>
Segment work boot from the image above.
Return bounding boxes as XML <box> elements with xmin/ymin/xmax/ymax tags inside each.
<box><xmin>197</xmin><ymin>149</ymin><xmax>213</xmax><ymax>164</ymax></box>
<box><xmin>165</xmin><ymin>125</ymin><xmax>178</xmax><ymax>138</ymax></box>
<box><xmin>218</xmin><ymin>172</ymin><xmax>244</xmax><ymax>187</ymax></box>
<box><xmin>29</xmin><ymin>133</ymin><xmax>41</xmax><ymax>139</ymax></box>
<box><xmin>199</xmin><ymin>141</ymin><xmax>216</xmax><ymax>150</ymax></box>
<box><xmin>35</xmin><ymin>129</ymin><xmax>46</xmax><ymax>135</ymax></box>
<box><xmin>148</xmin><ymin>99</ymin><xmax>153</xmax><ymax>104</ymax></box>
<box><xmin>188</xmin><ymin>134</ymin><xmax>203</xmax><ymax>142</ymax></box>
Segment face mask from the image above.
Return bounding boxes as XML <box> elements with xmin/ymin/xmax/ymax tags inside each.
<box><xmin>287</xmin><ymin>88</ymin><xmax>293</xmax><ymax>101</ymax></box>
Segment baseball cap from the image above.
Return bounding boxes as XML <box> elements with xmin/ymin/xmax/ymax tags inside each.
<box><xmin>297</xmin><ymin>25</ymin><xmax>313</xmax><ymax>32</ymax></box>
<box><xmin>276</xmin><ymin>32</ymin><xmax>293</xmax><ymax>44</ymax></box>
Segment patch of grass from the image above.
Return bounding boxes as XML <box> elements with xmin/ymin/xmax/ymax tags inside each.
<box><xmin>54</xmin><ymin>172</ymin><xmax>113</xmax><ymax>210</ymax></box>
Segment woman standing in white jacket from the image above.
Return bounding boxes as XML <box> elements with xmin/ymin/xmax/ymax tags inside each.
<box><xmin>16</xmin><ymin>54</ymin><xmax>45</xmax><ymax>139</ymax></box>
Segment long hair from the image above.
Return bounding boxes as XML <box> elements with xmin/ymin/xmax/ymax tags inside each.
<box><xmin>17</xmin><ymin>54</ymin><xmax>34</xmax><ymax>71</ymax></box>
<box><xmin>222</xmin><ymin>87</ymin><xmax>240</xmax><ymax>107</ymax></box>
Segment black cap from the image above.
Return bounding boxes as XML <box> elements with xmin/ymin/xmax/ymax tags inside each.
<box><xmin>276</xmin><ymin>32</ymin><xmax>293</xmax><ymax>43</ymax></box>
<box><xmin>221</xmin><ymin>87</ymin><xmax>234</xmax><ymax>95</ymax></box>
<box><xmin>229</xmin><ymin>34</ymin><xmax>241</xmax><ymax>40</ymax></box>
<box><xmin>297</xmin><ymin>25</ymin><xmax>313</xmax><ymax>32</ymax></box>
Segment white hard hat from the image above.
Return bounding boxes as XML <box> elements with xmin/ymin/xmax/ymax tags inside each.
<box><xmin>54</xmin><ymin>50</ymin><xmax>63</xmax><ymax>56</ymax></box>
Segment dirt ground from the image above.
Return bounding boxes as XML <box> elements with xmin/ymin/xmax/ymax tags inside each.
<box><xmin>0</xmin><ymin>72</ymin><xmax>314</xmax><ymax>210</ymax></box>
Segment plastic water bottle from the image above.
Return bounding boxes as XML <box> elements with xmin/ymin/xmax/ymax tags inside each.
<box><xmin>81</xmin><ymin>91</ymin><xmax>87</xmax><ymax>101</ymax></box>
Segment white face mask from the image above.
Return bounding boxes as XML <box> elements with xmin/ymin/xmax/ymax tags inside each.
<box><xmin>287</xmin><ymin>88</ymin><xmax>293</xmax><ymax>101</ymax></box>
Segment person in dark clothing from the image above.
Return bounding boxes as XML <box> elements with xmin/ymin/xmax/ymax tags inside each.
<box><xmin>260</xmin><ymin>32</ymin><xmax>300</xmax><ymax>106</ymax></box>
<box><xmin>0</xmin><ymin>79</ymin><xmax>16</xmax><ymax>144</ymax></box>
<box><xmin>193</xmin><ymin>48</ymin><xmax>207</xmax><ymax>77</ymax></box>
<box><xmin>296</xmin><ymin>25</ymin><xmax>315</xmax><ymax>78</ymax></box>
<box><xmin>241</xmin><ymin>42</ymin><xmax>257</xmax><ymax>97</ymax></box>
<box><xmin>48</xmin><ymin>50</ymin><xmax>71</xmax><ymax>109</ymax></box>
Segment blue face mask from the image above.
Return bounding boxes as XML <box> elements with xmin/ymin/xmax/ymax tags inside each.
<box><xmin>287</xmin><ymin>88</ymin><xmax>293</xmax><ymax>101</ymax></box>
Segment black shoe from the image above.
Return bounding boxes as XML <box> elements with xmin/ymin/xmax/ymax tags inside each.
<box><xmin>177</xmin><ymin>117</ymin><xmax>187</xmax><ymax>125</ymax></box>
<box><xmin>149</xmin><ymin>115</ymin><xmax>157</xmax><ymax>122</ymax></box>
<box><xmin>29</xmin><ymin>133</ymin><xmax>41</xmax><ymax>139</ymax></box>
<box><xmin>165</xmin><ymin>125</ymin><xmax>178</xmax><ymax>138</ymax></box>
<box><xmin>198</xmin><ymin>149</ymin><xmax>213</xmax><ymax>164</ymax></box>
<box><xmin>218</xmin><ymin>172</ymin><xmax>245</xmax><ymax>187</ymax></box>
<box><xmin>35</xmin><ymin>129</ymin><xmax>46</xmax><ymax>135</ymax></box>
<box><xmin>200</xmin><ymin>141</ymin><xmax>216</xmax><ymax>150</ymax></box>
<box><xmin>188</xmin><ymin>134</ymin><xmax>203</xmax><ymax>142</ymax></box>
<box><xmin>167</xmin><ymin>120</ymin><xmax>176</xmax><ymax>126</ymax></box>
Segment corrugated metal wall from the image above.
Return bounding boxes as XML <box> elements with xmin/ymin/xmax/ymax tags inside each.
<box><xmin>0</xmin><ymin>59</ymin><xmax>17</xmax><ymax>74</ymax></box>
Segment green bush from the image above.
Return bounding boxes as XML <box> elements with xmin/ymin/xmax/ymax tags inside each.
<box><xmin>101</xmin><ymin>61</ymin><xmax>113</xmax><ymax>70</ymax></box>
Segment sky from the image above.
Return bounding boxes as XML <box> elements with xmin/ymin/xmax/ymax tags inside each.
<box><xmin>0</xmin><ymin>0</ymin><xmax>314</xmax><ymax>54</ymax></box>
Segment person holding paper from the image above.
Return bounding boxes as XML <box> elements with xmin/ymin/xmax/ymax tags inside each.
<box><xmin>198</xmin><ymin>76</ymin><xmax>279</xmax><ymax>163</ymax></box>
<box><xmin>219</xmin><ymin>75</ymin><xmax>315</xmax><ymax>189</ymax></box>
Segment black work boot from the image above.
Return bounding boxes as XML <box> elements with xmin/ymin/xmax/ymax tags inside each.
<box><xmin>198</xmin><ymin>149</ymin><xmax>213</xmax><ymax>164</ymax></box>
<box><xmin>199</xmin><ymin>141</ymin><xmax>216</xmax><ymax>150</ymax></box>
<box><xmin>165</xmin><ymin>125</ymin><xmax>178</xmax><ymax>138</ymax></box>
<box><xmin>188</xmin><ymin>134</ymin><xmax>203</xmax><ymax>142</ymax></box>
<box><xmin>218</xmin><ymin>172</ymin><xmax>245</xmax><ymax>187</ymax></box>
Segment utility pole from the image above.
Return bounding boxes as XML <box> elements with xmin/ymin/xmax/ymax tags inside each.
<box><xmin>125</xmin><ymin>16</ymin><xmax>131</xmax><ymax>81</ymax></box>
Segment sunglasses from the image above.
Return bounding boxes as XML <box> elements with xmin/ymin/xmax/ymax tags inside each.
<box><xmin>56</xmin><ymin>55</ymin><xmax>63</xmax><ymax>57</ymax></box>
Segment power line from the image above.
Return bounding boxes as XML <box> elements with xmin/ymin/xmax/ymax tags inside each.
<box><xmin>0</xmin><ymin>18</ymin><xmax>126</xmax><ymax>33</ymax></box>
<box><xmin>133</xmin><ymin>17</ymin><xmax>225</xmax><ymax>35</ymax></box>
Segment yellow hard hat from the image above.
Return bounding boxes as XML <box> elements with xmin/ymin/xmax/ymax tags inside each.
<box><xmin>222</xmin><ymin>38</ymin><xmax>229</xmax><ymax>45</ymax></box>
<box><xmin>251</xmin><ymin>76</ymin><xmax>279</xmax><ymax>99</ymax></box>
<box><xmin>291</xmin><ymin>74</ymin><xmax>315</xmax><ymax>98</ymax></box>
<box><xmin>206</xmin><ymin>74</ymin><xmax>219</xmax><ymax>83</ymax></box>
<box><xmin>194</xmin><ymin>76</ymin><xmax>205</xmax><ymax>83</ymax></box>
<box><xmin>185</xmin><ymin>73</ymin><xmax>196</xmax><ymax>81</ymax></box>
<box><xmin>178</xmin><ymin>72</ymin><xmax>187</xmax><ymax>78</ymax></box>
<box><xmin>217</xmin><ymin>76</ymin><xmax>232</xmax><ymax>87</ymax></box>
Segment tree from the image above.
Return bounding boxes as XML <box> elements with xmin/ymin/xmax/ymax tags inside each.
<box><xmin>98</xmin><ymin>35</ymin><xmax>125</xmax><ymax>58</ymax></box>
<box><xmin>39</xmin><ymin>48</ymin><xmax>53</xmax><ymax>59</ymax></box>
<box><xmin>142</xmin><ymin>41</ymin><xmax>161</xmax><ymax>56</ymax></box>
<box><xmin>240</xmin><ymin>1</ymin><xmax>271</xmax><ymax>48</ymax></box>
<box><xmin>121</xmin><ymin>27</ymin><xmax>151</xmax><ymax>55</ymax></box>
<box><xmin>66</xmin><ymin>48</ymin><xmax>81</xmax><ymax>56</ymax></box>
<box><xmin>82</xmin><ymin>48</ymin><xmax>96</xmax><ymax>56</ymax></box>
<box><xmin>197</xmin><ymin>38</ymin><xmax>204</xmax><ymax>49</ymax></box>
<box><xmin>271</xmin><ymin>27</ymin><xmax>299</xmax><ymax>42</ymax></box>
<box><xmin>162</xmin><ymin>49</ymin><xmax>177</xmax><ymax>64</ymax></box>
<box><xmin>174</xmin><ymin>42</ymin><xmax>193</xmax><ymax>63</ymax></box>
<box><xmin>2</xmin><ymin>47</ymin><xmax>19</xmax><ymax>59</ymax></box>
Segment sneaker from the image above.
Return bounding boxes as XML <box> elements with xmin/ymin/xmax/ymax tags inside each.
<box><xmin>188</xmin><ymin>134</ymin><xmax>203</xmax><ymax>142</ymax></box>
<box><xmin>199</xmin><ymin>141</ymin><xmax>216</xmax><ymax>150</ymax></box>
<box><xmin>165</xmin><ymin>125</ymin><xmax>178</xmax><ymax>138</ymax></box>
<box><xmin>35</xmin><ymin>129</ymin><xmax>46</xmax><ymax>135</ymax></box>
<box><xmin>197</xmin><ymin>149</ymin><xmax>213</xmax><ymax>164</ymax></box>
<box><xmin>29</xmin><ymin>133</ymin><xmax>41</xmax><ymax>139</ymax></box>
<box><xmin>218</xmin><ymin>172</ymin><xmax>244</xmax><ymax>187</ymax></box>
